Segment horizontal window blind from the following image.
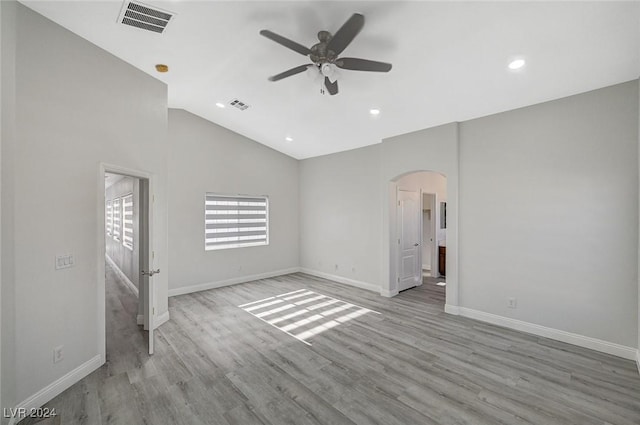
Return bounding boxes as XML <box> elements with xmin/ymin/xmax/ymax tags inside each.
<box><xmin>112</xmin><ymin>198</ymin><xmax>122</xmax><ymax>241</ymax></box>
<box><xmin>122</xmin><ymin>194</ymin><xmax>134</xmax><ymax>250</ymax></box>
<box><xmin>106</xmin><ymin>200</ymin><xmax>113</xmax><ymax>235</ymax></box>
<box><xmin>205</xmin><ymin>194</ymin><xmax>269</xmax><ymax>250</ymax></box>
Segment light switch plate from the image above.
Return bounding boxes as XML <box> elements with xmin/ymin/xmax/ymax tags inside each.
<box><xmin>55</xmin><ymin>254</ymin><xmax>74</xmax><ymax>270</ymax></box>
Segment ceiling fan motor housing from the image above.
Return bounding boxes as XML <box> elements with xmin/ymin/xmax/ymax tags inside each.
<box><xmin>310</xmin><ymin>37</ymin><xmax>337</xmax><ymax>65</ymax></box>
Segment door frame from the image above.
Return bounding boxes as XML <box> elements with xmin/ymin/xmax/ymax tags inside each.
<box><xmin>396</xmin><ymin>186</ymin><xmax>423</xmax><ymax>291</ymax></box>
<box><xmin>422</xmin><ymin>192</ymin><xmax>439</xmax><ymax>278</ymax></box>
<box><xmin>383</xmin><ymin>170</ymin><xmax>457</xmax><ymax>312</ymax></box>
<box><xmin>97</xmin><ymin>163</ymin><xmax>155</xmax><ymax>361</ymax></box>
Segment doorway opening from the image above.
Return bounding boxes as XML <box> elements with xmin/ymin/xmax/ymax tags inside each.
<box><xmin>393</xmin><ymin>171</ymin><xmax>447</xmax><ymax>304</ymax></box>
<box><xmin>99</xmin><ymin>164</ymin><xmax>156</xmax><ymax>363</ymax></box>
<box><xmin>105</xmin><ymin>172</ymin><xmax>143</xmax><ymax>318</ymax></box>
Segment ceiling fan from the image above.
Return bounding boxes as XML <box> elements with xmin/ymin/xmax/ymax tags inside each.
<box><xmin>260</xmin><ymin>13</ymin><xmax>392</xmax><ymax>95</ymax></box>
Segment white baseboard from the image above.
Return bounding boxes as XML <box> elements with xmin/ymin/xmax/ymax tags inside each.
<box><xmin>137</xmin><ymin>312</ymin><xmax>169</xmax><ymax>329</ymax></box>
<box><xmin>444</xmin><ymin>304</ymin><xmax>460</xmax><ymax>315</ymax></box>
<box><xmin>380</xmin><ymin>288</ymin><xmax>399</xmax><ymax>297</ymax></box>
<box><xmin>457</xmin><ymin>307</ymin><xmax>636</xmax><ymax>361</ymax></box>
<box><xmin>168</xmin><ymin>267</ymin><xmax>301</xmax><ymax>297</ymax></box>
<box><xmin>105</xmin><ymin>254</ymin><xmax>138</xmax><ymax>297</ymax></box>
<box><xmin>8</xmin><ymin>355</ymin><xmax>102</xmax><ymax>425</ymax></box>
<box><xmin>299</xmin><ymin>268</ymin><xmax>379</xmax><ymax>293</ymax></box>
<box><xmin>155</xmin><ymin>310</ymin><xmax>170</xmax><ymax>328</ymax></box>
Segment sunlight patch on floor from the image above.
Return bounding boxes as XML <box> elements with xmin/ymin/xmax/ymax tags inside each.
<box><xmin>239</xmin><ymin>289</ymin><xmax>380</xmax><ymax>345</ymax></box>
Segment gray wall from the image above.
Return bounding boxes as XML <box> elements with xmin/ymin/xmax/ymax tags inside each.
<box><xmin>381</xmin><ymin>123</ymin><xmax>460</xmax><ymax>300</ymax></box>
<box><xmin>106</xmin><ymin>176</ymin><xmax>139</xmax><ymax>289</ymax></box>
<box><xmin>299</xmin><ymin>145</ymin><xmax>382</xmax><ymax>288</ymax></box>
<box><xmin>167</xmin><ymin>109</ymin><xmax>299</xmax><ymax>294</ymax></box>
<box><xmin>459</xmin><ymin>81</ymin><xmax>638</xmax><ymax>347</ymax></box>
<box><xmin>5</xmin><ymin>3</ymin><xmax>169</xmax><ymax>404</ymax></box>
<box><xmin>299</xmin><ymin>81</ymin><xmax>638</xmax><ymax>349</ymax></box>
<box><xmin>1</xmin><ymin>1</ymin><xmax>17</xmax><ymax>420</ymax></box>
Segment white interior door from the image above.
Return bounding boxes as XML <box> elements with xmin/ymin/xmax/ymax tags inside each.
<box><xmin>139</xmin><ymin>178</ymin><xmax>156</xmax><ymax>355</ymax></box>
<box><xmin>397</xmin><ymin>188</ymin><xmax>421</xmax><ymax>291</ymax></box>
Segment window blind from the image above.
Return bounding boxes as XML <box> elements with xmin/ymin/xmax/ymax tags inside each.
<box><xmin>106</xmin><ymin>200</ymin><xmax>113</xmax><ymax>235</ymax></box>
<box><xmin>205</xmin><ymin>194</ymin><xmax>269</xmax><ymax>250</ymax></box>
<box><xmin>112</xmin><ymin>198</ymin><xmax>122</xmax><ymax>241</ymax></box>
<box><xmin>122</xmin><ymin>194</ymin><xmax>134</xmax><ymax>250</ymax></box>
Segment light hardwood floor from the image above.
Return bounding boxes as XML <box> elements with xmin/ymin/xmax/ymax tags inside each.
<box><xmin>27</xmin><ymin>265</ymin><xmax>640</xmax><ymax>424</ymax></box>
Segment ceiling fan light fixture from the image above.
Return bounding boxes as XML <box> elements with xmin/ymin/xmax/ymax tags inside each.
<box><xmin>369</xmin><ymin>108</ymin><xmax>381</xmax><ymax>116</ymax></box>
<box><xmin>321</xmin><ymin>63</ymin><xmax>334</xmax><ymax>77</ymax></box>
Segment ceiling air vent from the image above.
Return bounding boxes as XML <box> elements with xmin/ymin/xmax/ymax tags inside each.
<box><xmin>118</xmin><ymin>1</ymin><xmax>174</xmax><ymax>34</ymax></box>
<box><xmin>229</xmin><ymin>99</ymin><xmax>250</xmax><ymax>111</ymax></box>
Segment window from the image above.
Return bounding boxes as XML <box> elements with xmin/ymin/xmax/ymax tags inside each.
<box><xmin>106</xmin><ymin>200</ymin><xmax>113</xmax><ymax>235</ymax></box>
<box><xmin>122</xmin><ymin>194</ymin><xmax>134</xmax><ymax>250</ymax></box>
<box><xmin>112</xmin><ymin>198</ymin><xmax>121</xmax><ymax>241</ymax></box>
<box><xmin>205</xmin><ymin>194</ymin><xmax>269</xmax><ymax>250</ymax></box>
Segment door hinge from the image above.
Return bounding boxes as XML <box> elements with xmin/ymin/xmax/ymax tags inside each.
<box><xmin>153</xmin><ymin>307</ymin><xmax>155</xmax><ymax>315</ymax></box>
<box><xmin>397</xmin><ymin>239</ymin><xmax>400</xmax><ymax>244</ymax></box>
<box><xmin>397</xmin><ymin>277</ymin><xmax>400</xmax><ymax>283</ymax></box>
<box><xmin>152</xmin><ymin>251</ymin><xmax>155</xmax><ymax>259</ymax></box>
<box><xmin>398</xmin><ymin>201</ymin><xmax>400</xmax><ymax>206</ymax></box>
<box><xmin>153</xmin><ymin>194</ymin><xmax>155</xmax><ymax>203</ymax></box>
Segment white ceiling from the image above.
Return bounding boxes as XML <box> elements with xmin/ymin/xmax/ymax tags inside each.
<box><xmin>20</xmin><ymin>1</ymin><xmax>640</xmax><ymax>159</ymax></box>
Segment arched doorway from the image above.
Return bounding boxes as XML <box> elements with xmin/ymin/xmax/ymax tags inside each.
<box><xmin>382</xmin><ymin>169</ymin><xmax>458</xmax><ymax>313</ymax></box>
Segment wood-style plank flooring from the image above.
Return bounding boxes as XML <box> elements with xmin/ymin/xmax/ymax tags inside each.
<box><xmin>30</xmin><ymin>265</ymin><xmax>640</xmax><ymax>424</ymax></box>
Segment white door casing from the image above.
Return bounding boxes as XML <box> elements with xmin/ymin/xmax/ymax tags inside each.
<box><xmin>397</xmin><ymin>188</ymin><xmax>421</xmax><ymax>291</ymax></box>
<box><xmin>99</xmin><ymin>163</ymin><xmax>156</xmax><ymax>359</ymax></box>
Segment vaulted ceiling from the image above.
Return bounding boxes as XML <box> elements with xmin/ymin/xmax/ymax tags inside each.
<box><xmin>21</xmin><ymin>1</ymin><xmax>640</xmax><ymax>159</ymax></box>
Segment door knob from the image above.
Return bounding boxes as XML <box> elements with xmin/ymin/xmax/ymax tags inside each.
<box><xmin>414</xmin><ymin>243</ymin><xmax>419</xmax><ymax>247</ymax></box>
<box><xmin>142</xmin><ymin>269</ymin><xmax>160</xmax><ymax>276</ymax></box>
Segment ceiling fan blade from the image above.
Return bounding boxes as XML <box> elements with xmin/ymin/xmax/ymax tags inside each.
<box><xmin>327</xmin><ymin>13</ymin><xmax>364</xmax><ymax>56</ymax></box>
<box><xmin>335</xmin><ymin>57</ymin><xmax>392</xmax><ymax>72</ymax></box>
<box><xmin>260</xmin><ymin>30</ymin><xmax>311</xmax><ymax>56</ymax></box>
<box><xmin>324</xmin><ymin>77</ymin><xmax>338</xmax><ymax>95</ymax></box>
<box><xmin>268</xmin><ymin>64</ymin><xmax>312</xmax><ymax>82</ymax></box>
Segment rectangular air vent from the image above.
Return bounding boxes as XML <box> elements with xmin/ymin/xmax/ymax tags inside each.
<box><xmin>118</xmin><ymin>1</ymin><xmax>174</xmax><ymax>34</ymax></box>
<box><xmin>229</xmin><ymin>99</ymin><xmax>250</xmax><ymax>111</ymax></box>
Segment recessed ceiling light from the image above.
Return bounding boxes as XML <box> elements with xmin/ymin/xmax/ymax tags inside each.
<box><xmin>285</xmin><ymin>136</ymin><xmax>293</xmax><ymax>142</ymax></box>
<box><xmin>155</xmin><ymin>64</ymin><xmax>169</xmax><ymax>73</ymax></box>
<box><xmin>215</xmin><ymin>102</ymin><xmax>225</xmax><ymax>109</ymax></box>
<box><xmin>369</xmin><ymin>109</ymin><xmax>380</xmax><ymax>116</ymax></box>
<box><xmin>508</xmin><ymin>59</ymin><xmax>526</xmax><ymax>70</ymax></box>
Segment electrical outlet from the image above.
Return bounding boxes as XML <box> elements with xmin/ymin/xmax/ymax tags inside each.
<box><xmin>334</xmin><ymin>264</ymin><xmax>339</xmax><ymax>271</ymax></box>
<box><xmin>53</xmin><ymin>345</ymin><xmax>64</xmax><ymax>363</ymax></box>
<box><xmin>507</xmin><ymin>297</ymin><xmax>517</xmax><ymax>309</ymax></box>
